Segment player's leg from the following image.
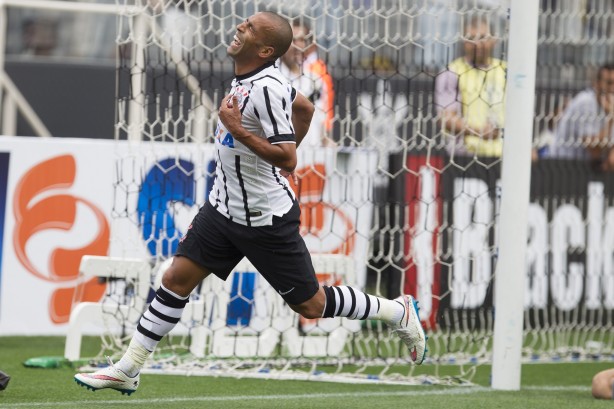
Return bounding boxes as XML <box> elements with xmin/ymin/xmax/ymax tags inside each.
<box><xmin>293</xmin><ymin>285</ymin><xmax>427</xmax><ymax>365</ymax></box>
<box><xmin>75</xmin><ymin>202</ymin><xmax>242</xmax><ymax>394</ymax></box>
<box><xmin>117</xmin><ymin>256</ymin><xmax>210</xmax><ymax>376</ymax></box>
<box><xmin>74</xmin><ymin>256</ymin><xmax>208</xmax><ymax>395</ymax></box>
<box><xmin>236</xmin><ymin>201</ymin><xmax>427</xmax><ymax>364</ymax></box>
<box><xmin>592</xmin><ymin>368</ymin><xmax>614</xmax><ymax>400</ymax></box>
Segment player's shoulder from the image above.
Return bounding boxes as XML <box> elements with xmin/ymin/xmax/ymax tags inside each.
<box><xmin>250</xmin><ymin>64</ymin><xmax>289</xmax><ymax>86</ymax></box>
<box><xmin>250</xmin><ymin>65</ymin><xmax>293</xmax><ymax>96</ymax></box>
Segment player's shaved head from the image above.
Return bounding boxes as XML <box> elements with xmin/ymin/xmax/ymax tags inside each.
<box><xmin>260</xmin><ymin>11</ymin><xmax>293</xmax><ymax>60</ymax></box>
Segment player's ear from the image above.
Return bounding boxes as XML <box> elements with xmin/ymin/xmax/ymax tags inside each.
<box><xmin>259</xmin><ymin>45</ymin><xmax>275</xmax><ymax>59</ymax></box>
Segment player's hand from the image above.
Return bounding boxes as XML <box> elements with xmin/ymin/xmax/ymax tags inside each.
<box><xmin>280</xmin><ymin>170</ymin><xmax>298</xmax><ymax>185</ymax></box>
<box><xmin>218</xmin><ymin>94</ymin><xmax>243</xmax><ymax>136</ymax></box>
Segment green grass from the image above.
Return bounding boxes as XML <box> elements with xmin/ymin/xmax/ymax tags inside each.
<box><xmin>0</xmin><ymin>336</ymin><xmax>612</xmax><ymax>409</ymax></box>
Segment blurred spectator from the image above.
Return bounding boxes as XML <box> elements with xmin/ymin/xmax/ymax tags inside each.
<box><xmin>280</xmin><ymin>18</ymin><xmax>335</xmax><ymax>147</ymax></box>
<box><xmin>546</xmin><ymin>63</ymin><xmax>614</xmax><ymax>170</ymax></box>
<box><xmin>414</xmin><ymin>0</ymin><xmax>459</xmax><ymax>68</ymax></box>
<box><xmin>592</xmin><ymin>368</ymin><xmax>614</xmax><ymax>400</ymax></box>
<box><xmin>21</xmin><ymin>19</ymin><xmax>58</xmax><ymax>56</ymax></box>
<box><xmin>434</xmin><ymin>14</ymin><xmax>506</xmax><ymax>157</ymax></box>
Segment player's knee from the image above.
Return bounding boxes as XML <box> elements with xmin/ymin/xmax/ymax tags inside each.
<box><xmin>160</xmin><ymin>256</ymin><xmax>207</xmax><ymax>296</ymax></box>
<box><xmin>289</xmin><ymin>302</ymin><xmax>322</xmax><ymax>319</ymax></box>
<box><xmin>288</xmin><ymin>287</ymin><xmax>325</xmax><ymax>318</ymax></box>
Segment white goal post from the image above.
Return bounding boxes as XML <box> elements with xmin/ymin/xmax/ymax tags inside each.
<box><xmin>492</xmin><ymin>0</ymin><xmax>539</xmax><ymax>391</ymax></box>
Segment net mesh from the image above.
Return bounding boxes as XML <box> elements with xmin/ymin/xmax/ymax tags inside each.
<box><xmin>82</xmin><ymin>0</ymin><xmax>614</xmax><ymax>384</ymax></box>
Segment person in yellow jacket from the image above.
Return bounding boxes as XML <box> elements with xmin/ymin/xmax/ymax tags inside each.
<box><xmin>280</xmin><ymin>18</ymin><xmax>336</xmax><ymax>148</ymax></box>
<box><xmin>434</xmin><ymin>14</ymin><xmax>506</xmax><ymax>158</ymax></box>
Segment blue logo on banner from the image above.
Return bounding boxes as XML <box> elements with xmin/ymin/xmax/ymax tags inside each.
<box><xmin>137</xmin><ymin>158</ymin><xmax>196</xmax><ymax>257</ymax></box>
<box><xmin>226</xmin><ymin>272</ymin><xmax>256</xmax><ymax>326</ymax></box>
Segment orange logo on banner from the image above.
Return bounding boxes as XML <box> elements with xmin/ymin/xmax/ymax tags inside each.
<box><xmin>13</xmin><ymin>155</ymin><xmax>109</xmax><ymax>324</ymax></box>
<box><xmin>291</xmin><ymin>164</ymin><xmax>355</xmax><ymax>256</ymax></box>
<box><xmin>290</xmin><ymin>164</ymin><xmax>355</xmax><ymax>329</ymax></box>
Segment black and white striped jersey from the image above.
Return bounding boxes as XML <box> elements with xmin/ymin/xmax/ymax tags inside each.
<box><xmin>209</xmin><ymin>62</ymin><xmax>297</xmax><ymax>227</ymax></box>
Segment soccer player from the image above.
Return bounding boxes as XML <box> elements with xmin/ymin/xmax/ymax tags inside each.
<box><xmin>592</xmin><ymin>368</ymin><xmax>614</xmax><ymax>400</ymax></box>
<box><xmin>74</xmin><ymin>11</ymin><xmax>427</xmax><ymax>395</ymax></box>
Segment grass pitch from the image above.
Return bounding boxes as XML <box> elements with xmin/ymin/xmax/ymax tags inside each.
<box><xmin>0</xmin><ymin>336</ymin><xmax>612</xmax><ymax>409</ymax></box>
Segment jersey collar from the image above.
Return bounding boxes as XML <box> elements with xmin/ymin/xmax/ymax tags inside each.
<box><xmin>235</xmin><ymin>61</ymin><xmax>275</xmax><ymax>81</ymax></box>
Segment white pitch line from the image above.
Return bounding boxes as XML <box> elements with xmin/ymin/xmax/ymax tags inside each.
<box><xmin>1</xmin><ymin>385</ymin><xmax>592</xmax><ymax>408</ymax></box>
<box><xmin>524</xmin><ymin>385</ymin><xmax>591</xmax><ymax>392</ymax></box>
<box><xmin>1</xmin><ymin>387</ymin><xmax>491</xmax><ymax>408</ymax></box>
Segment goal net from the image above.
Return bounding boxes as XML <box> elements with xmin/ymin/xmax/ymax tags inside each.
<box><xmin>73</xmin><ymin>0</ymin><xmax>614</xmax><ymax>384</ymax></box>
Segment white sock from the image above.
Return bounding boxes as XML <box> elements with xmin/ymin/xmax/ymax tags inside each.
<box><xmin>116</xmin><ymin>337</ymin><xmax>151</xmax><ymax>377</ymax></box>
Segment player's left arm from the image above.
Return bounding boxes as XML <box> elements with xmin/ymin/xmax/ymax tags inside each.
<box><xmin>292</xmin><ymin>91</ymin><xmax>315</xmax><ymax>148</ymax></box>
<box><xmin>219</xmin><ymin>92</ymin><xmax>297</xmax><ymax>173</ymax></box>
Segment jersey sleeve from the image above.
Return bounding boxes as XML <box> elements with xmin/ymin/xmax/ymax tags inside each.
<box><xmin>251</xmin><ymin>82</ymin><xmax>295</xmax><ymax>144</ymax></box>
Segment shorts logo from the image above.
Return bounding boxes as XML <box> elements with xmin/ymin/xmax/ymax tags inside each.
<box><xmin>278</xmin><ymin>287</ymin><xmax>295</xmax><ymax>296</ymax></box>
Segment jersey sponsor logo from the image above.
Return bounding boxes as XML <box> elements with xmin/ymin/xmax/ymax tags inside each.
<box><xmin>12</xmin><ymin>155</ymin><xmax>109</xmax><ymax>324</ymax></box>
<box><xmin>214</xmin><ymin>124</ymin><xmax>234</xmax><ymax>148</ymax></box>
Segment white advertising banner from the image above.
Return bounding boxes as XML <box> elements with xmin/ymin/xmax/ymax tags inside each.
<box><xmin>0</xmin><ymin>137</ymin><xmax>375</xmax><ymax>335</ymax></box>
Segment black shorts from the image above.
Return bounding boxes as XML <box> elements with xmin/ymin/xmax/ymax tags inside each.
<box><xmin>175</xmin><ymin>200</ymin><xmax>319</xmax><ymax>305</ymax></box>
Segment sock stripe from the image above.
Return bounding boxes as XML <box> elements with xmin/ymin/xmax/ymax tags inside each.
<box><xmin>347</xmin><ymin>287</ymin><xmax>357</xmax><ymax>318</ymax></box>
<box><xmin>326</xmin><ymin>286</ymin><xmax>390</xmax><ymax>322</ymax></box>
<box><xmin>359</xmin><ymin>294</ymin><xmax>371</xmax><ymax>320</ymax></box>
<box><xmin>334</xmin><ymin>286</ymin><xmax>344</xmax><ymax>316</ymax></box>
<box><xmin>147</xmin><ymin>305</ymin><xmax>181</xmax><ymax>324</ymax></box>
<box><xmin>156</xmin><ymin>287</ymin><xmax>189</xmax><ymax>309</ymax></box>
<box><xmin>136</xmin><ymin>323</ymin><xmax>163</xmax><ymax>341</ymax></box>
<box><xmin>322</xmin><ymin>286</ymin><xmax>336</xmax><ymax>318</ymax></box>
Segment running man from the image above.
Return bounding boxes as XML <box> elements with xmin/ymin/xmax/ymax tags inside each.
<box><xmin>74</xmin><ymin>11</ymin><xmax>427</xmax><ymax>395</ymax></box>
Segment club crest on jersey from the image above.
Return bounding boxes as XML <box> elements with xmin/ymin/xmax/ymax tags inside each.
<box><xmin>232</xmin><ymin>85</ymin><xmax>249</xmax><ymax>108</ymax></box>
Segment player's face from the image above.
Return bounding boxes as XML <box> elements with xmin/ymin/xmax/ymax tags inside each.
<box><xmin>463</xmin><ymin>23</ymin><xmax>495</xmax><ymax>65</ymax></box>
<box><xmin>227</xmin><ymin>13</ymin><xmax>269</xmax><ymax>61</ymax></box>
